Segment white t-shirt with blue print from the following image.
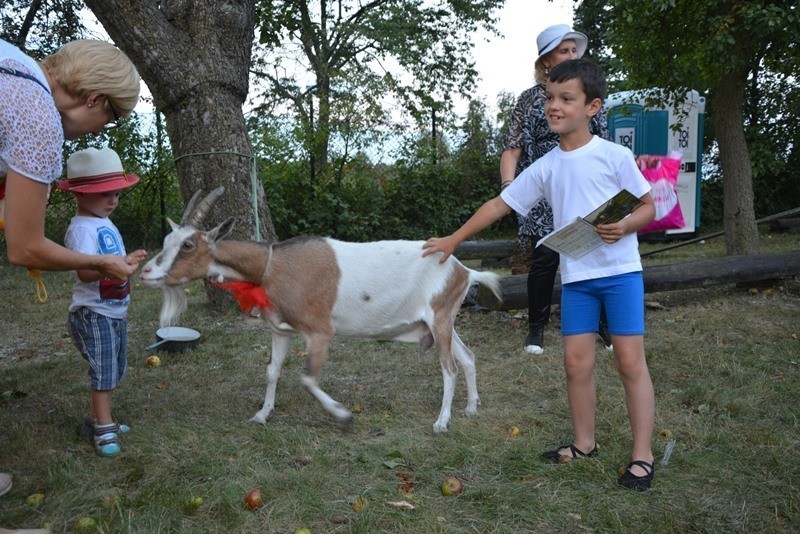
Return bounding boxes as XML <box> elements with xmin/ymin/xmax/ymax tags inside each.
<box><xmin>64</xmin><ymin>215</ymin><xmax>130</xmax><ymax>319</ymax></box>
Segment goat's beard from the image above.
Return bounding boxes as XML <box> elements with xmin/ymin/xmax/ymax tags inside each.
<box><xmin>159</xmin><ymin>285</ymin><xmax>188</xmax><ymax>328</ymax></box>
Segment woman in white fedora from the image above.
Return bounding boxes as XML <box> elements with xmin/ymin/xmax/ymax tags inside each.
<box><xmin>499</xmin><ymin>24</ymin><xmax>612</xmax><ymax>355</ymax></box>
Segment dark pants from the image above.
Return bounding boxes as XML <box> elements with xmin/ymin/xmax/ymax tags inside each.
<box><xmin>527</xmin><ymin>236</ymin><xmax>560</xmax><ymax>329</ymax></box>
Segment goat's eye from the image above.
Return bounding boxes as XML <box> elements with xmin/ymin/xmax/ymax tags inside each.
<box><xmin>182</xmin><ymin>240</ymin><xmax>195</xmax><ymax>251</ymax></box>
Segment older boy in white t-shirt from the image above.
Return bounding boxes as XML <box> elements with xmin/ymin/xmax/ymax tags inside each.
<box><xmin>422</xmin><ymin>59</ymin><xmax>657</xmax><ymax>491</ymax></box>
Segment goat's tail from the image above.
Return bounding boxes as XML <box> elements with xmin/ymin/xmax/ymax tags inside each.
<box><xmin>469</xmin><ymin>270</ymin><xmax>503</xmax><ymax>304</ymax></box>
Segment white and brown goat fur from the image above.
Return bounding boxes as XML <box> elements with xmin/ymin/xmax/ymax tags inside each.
<box><xmin>141</xmin><ymin>188</ymin><xmax>502</xmax><ymax>433</ymax></box>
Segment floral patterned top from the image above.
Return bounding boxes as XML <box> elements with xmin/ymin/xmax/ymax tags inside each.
<box><xmin>503</xmin><ymin>83</ymin><xmax>609</xmax><ymax>244</ymax></box>
<box><xmin>0</xmin><ymin>39</ymin><xmax>63</xmax><ymax>185</ymax></box>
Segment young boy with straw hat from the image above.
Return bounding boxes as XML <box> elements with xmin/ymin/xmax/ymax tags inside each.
<box><xmin>58</xmin><ymin>147</ymin><xmax>146</xmax><ymax>457</ymax></box>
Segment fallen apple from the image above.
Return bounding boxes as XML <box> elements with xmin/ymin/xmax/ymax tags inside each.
<box><xmin>75</xmin><ymin>517</ymin><xmax>97</xmax><ymax>533</ymax></box>
<box><xmin>189</xmin><ymin>496</ymin><xmax>204</xmax><ymax>508</ymax></box>
<box><xmin>351</xmin><ymin>496</ymin><xmax>369</xmax><ymax>512</ymax></box>
<box><xmin>244</xmin><ymin>488</ymin><xmax>263</xmax><ymax>510</ymax></box>
<box><xmin>294</xmin><ymin>529</ymin><xmax>312</xmax><ymax>534</ymax></box>
<box><xmin>441</xmin><ymin>476</ymin><xmax>463</xmax><ymax>496</ymax></box>
<box><xmin>101</xmin><ymin>494</ymin><xmax>118</xmax><ymax>509</ymax></box>
<box><xmin>508</xmin><ymin>426</ymin><xmax>520</xmax><ymax>438</ymax></box>
<box><xmin>25</xmin><ymin>493</ymin><xmax>45</xmax><ymax>507</ymax></box>
<box><xmin>146</xmin><ymin>355</ymin><xmax>161</xmax><ymax>367</ymax></box>
<box><xmin>658</xmin><ymin>428</ymin><xmax>673</xmax><ymax>439</ymax></box>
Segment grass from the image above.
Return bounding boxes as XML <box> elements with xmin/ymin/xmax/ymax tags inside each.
<box><xmin>1</xmin><ymin>230</ymin><xmax>799</xmax><ymax>533</ymax></box>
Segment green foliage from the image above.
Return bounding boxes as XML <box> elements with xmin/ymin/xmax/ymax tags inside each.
<box><xmin>261</xmin><ymin>141</ymin><xmax>503</xmax><ymax>242</ymax></box>
<box><xmin>0</xmin><ymin>0</ymin><xmax>86</xmax><ymax>56</ymax></box>
<box><xmin>256</xmin><ymin>97</ymin><xmax>512</xmax><ymax>242</ymax></box>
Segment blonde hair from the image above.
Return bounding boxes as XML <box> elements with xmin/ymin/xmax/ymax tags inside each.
<box><xmin>42</xmin><ymin>39</ymin><xmax>140</xmax><ymax>117</ymax></box>
<box><xmin>534</xmin><ymin>57</ymin><xmax>549</xmax><ymax>85</ymax></box>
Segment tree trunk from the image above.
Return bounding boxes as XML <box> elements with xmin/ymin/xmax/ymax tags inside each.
<box><xmin>84</xmin><ymin>0</ymin><xmax>276</xmax><ymax>308</ymax></box>
<box><xmin>84</xmin><ymin>0</ymin><xmax>274</xmax><ymax>242</ymax></box>
<box><xmin>316</xmin><ymin>75</ymin><xmax>331</xmax><ymax>171</ymax></box>
<box><xmin>714</xmin><ymin>64</ymin><xmax>759</xmax><ymax>255</ymax></box>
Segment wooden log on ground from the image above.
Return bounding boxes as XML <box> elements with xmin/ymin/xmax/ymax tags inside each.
<box><xmin>771</xmin><ymin>218</ymin><xmax>800</xmax><ymax>230</ymax></box>
<box><xmin>477</xmin><ymin>251</ymin><xmax>800</xmax><ymax>311</ymax></box>
<box><xmin>454</xmin><ymin>240</ymin><xmax>518</xmax><ymax>260</ymax></box>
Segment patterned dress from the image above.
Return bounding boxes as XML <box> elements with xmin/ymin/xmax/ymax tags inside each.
<box><xmin>502</xmin><ymin>83</ymin><xmax>609</xmax><ymax>247</ymax></box>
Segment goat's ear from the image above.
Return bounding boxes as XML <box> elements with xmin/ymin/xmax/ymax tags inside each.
<box><xmin>167</xmin><ymin>217</ymin><xmax>179</xmax><ymax>232</ymax></box>
<box><xmin>206</xmin><ymin>218</ymin><xmax>235</xmax><ymax>244</ymax></box>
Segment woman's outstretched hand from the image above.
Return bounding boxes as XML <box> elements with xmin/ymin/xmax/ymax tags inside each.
<box><xmin>98</xmin><ymin>249</ymin><xmax>147</xmax><ymax>280</ymax></box>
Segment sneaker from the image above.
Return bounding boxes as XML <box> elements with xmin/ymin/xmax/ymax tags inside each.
<box><xmin>524</xmin><ymin>326</ymin><xmax>544</xmax><ymax>355</ymax></box>
<box><xmin>93</xmin><ymin>423</ymin><xmax>123</xmax><ymax>457</ymax></box>
<box><xmin>598</xmin><ymin>325</ymin><xmax>613</xmax><ymax>351</ymax></box>
<box><xmin>81</xmin><ymin>417</ymin><xmax>130</xmax><ymax>441</ymax></box>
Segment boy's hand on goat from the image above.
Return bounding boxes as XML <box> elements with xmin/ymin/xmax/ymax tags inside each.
<box><xmin>422</xmin><ymin>236</ymin><xmax>457</xmax><ymax>264</ymax></box>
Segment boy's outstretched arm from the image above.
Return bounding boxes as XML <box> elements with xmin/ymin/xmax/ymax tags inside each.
<box><xmin>422</xmin><ymin>196</ymin><xmax>512</xmax><ymax>263</ymax></box>
<box><xmin>595</xmin><ymin>192</ymin><xmax>656</xmax><ymax>244</ymax></box>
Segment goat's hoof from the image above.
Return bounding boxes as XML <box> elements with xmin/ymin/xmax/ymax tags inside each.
<box><xmin>336</xmin><ymin>414</ymin><xmax>354</xmax><ymax>432</ymax></box>
<box><xmin>465</xmin><ymin>407</ymin><xmax>478</xmax><ymax>417</ymax></box>
<box><xmin>249</xmin><ymin>414</ymin><xmax>269</xmax><ymax>425</ymax></box>
<box><xmin>432</xmin><ymin>424</ymin><xmax>449</xmax><ymax>435</ymax></box>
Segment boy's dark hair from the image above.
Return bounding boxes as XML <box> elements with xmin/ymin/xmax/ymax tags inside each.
<box><xmin>548</xmin><ymin>59</ymin><xmax>607</xmax><ymax>103</ymax></box>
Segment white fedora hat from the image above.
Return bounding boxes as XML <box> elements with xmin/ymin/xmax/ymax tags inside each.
<box><xmin>536</xmin><ymin>24</ymin><xmax>588</xmax><ymax>65</ymax></box>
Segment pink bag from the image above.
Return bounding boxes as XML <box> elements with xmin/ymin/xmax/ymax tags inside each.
<box><xmin>638</xmin><ymin>152</ymin><xmax>685</xmax><ymax>234</ymax></box>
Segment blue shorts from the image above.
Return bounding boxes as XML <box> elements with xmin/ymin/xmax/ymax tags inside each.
<box><xmin>561</xmin><ymin>272</ymin><xmax>645</xmax><ymax>336</ymax></box>
<box><xmin>68</xmin><ymin>308</ymin><xmax>128</xmax><ymax>391</ymax></box>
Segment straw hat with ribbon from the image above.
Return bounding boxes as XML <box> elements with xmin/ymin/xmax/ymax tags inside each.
<box><xmin>57</xmin><ymin>147</ymin><xmax>139</xmax><ymax>193</ymax></box>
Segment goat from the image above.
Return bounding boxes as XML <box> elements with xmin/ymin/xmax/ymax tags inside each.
<box><xmin>140</xmin><ymin>188</ymin><xmax>502</xmax><ymax>433</ymax></box>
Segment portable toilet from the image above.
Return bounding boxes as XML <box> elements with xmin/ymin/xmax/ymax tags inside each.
<box><xmin>606</xmin><ymin>89</ymin><xmax>705</xmax><ymax>237</ymax></box>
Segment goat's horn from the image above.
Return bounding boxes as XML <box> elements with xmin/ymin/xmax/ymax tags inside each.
<box><xmin>179</xmin><ymin>190</ymin><xmax>204</xmax><ymax>226</ymax></box>
<box><xmin>182</xmin><ymin>186</ymin><xmax>225</xmax><ymax>228</ymax></box>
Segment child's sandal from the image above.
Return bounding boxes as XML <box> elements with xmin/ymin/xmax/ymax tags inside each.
<box><xmin>541</xmin><ymin>443</ymin><xmax>597</xmax><ymax>463</ymax></box>
<box><xmin>81</xmin><ymin>417</ymin><xmax>130</xmax><ymax>442</ymax></box>
<box><xmin>94</xmin><ymin>423</ymin><xmax>123</xmax><ymax>457</ymax></box>
<box><xmin>618</xmin><ymin>460</ymin><xmax>654</xmax><ymax>491</ymax></box>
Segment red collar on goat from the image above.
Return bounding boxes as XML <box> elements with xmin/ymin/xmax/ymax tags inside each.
<box><xmin>211</xmin><ymin>280</ymin><xmax>274</xmax><ymax>313</ymax></box>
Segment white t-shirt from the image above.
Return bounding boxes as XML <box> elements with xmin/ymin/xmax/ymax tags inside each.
<box><xmin>64</xmin><ymin>216</ymin><xmax>131</xmax><ymax>319</ymax></box>
<box><xmin>501</xmin><ymin>136</ymin><xmax>651</xmax><ymax>285</ymax></box>
<box><xmin>0</xmin><ymin>39</ymin><xmax>63</xmax><ymax>184</ymax></box>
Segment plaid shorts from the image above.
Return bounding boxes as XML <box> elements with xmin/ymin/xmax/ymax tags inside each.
<box><xmin>68</xmin><ymin>308</ymin><xmax>128</xmax><ymax>391</ymax></box>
